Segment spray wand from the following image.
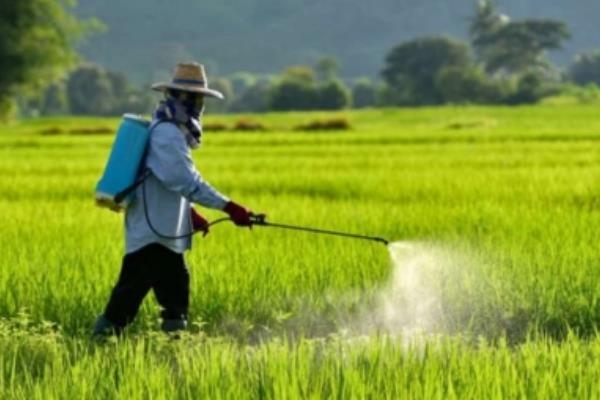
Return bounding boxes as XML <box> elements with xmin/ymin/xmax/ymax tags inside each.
<box><xmin>209</xmin><ymin>215</ymin><xmax>390</xmax><ymax>246</ymax></box>
<box><xmin>139</xmin><ymin>176</ymin><xmax>388</xmax><ymax>245</ymax></box>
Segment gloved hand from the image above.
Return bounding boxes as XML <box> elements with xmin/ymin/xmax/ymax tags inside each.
<box><xmin>223</xmin><ymin>201</ymin><xmax>253</xmax><ymax>227</ymax></box>
<box><xmin>190</xmin><ymin>207</ymin><xmax>210</xmax><ymax>236</ymax></box>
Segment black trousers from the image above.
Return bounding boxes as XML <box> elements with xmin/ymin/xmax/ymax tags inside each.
<box><xmin>103</xmin><ymin>243</ymin><xmax>190</xmax><ymax>328</ymax></box>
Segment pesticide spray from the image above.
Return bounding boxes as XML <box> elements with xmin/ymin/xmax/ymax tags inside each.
<box><xmin>233</xmin><ymin>219</ymin><xmax>460</xmax><ymax>339</ymax></box>
<box><xmin>362</xmin><ymin>241</ymin><xmax>446</xmax><ymax>336</ymax></box>
<box><xmin>211</xmin><ymin>218</ymin><xmax>463</xmax><ymax>339</ymax></box>
<box><xmin>344</xmin><ymin>239</ymin><xmax>486</xmax><ymax>343</ymax></box>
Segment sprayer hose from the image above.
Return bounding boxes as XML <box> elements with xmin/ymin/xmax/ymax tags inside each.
<box><xmin>141</xmin><ymin>175</ymin><xmax>388</xmax><ymax>245</ymax></box>
<box><xmin>141</xmin><ymin>175</ymin><xmax>232</xmax><ymax>240</ymax></box>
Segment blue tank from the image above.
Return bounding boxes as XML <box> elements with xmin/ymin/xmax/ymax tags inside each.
<box><xmin>96</xmin><ymin>114</ymin><xmax>151</xmax><ymax>211</ymax></box>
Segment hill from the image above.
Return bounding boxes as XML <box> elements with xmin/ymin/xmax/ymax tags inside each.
<box><xmin>74</xmin><ymin>0</ymin><xmax>600</xmax><ymax>83</ymax></box>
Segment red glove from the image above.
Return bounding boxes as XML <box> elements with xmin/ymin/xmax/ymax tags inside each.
<box><xmin>190</xmin><ymin>207</ymin><xmax>210</xmax><ymax>236</ymax></box>
<box><xmin>223</xmin><ymin>201</ymin><xmax>253</xmax><ymax>226</ymax></box>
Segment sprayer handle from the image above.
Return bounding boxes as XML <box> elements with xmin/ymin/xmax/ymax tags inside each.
<box><xmin>250</xmin><ymin>214</ymin><xmax>267</xmax><ymax>225</ymax></box>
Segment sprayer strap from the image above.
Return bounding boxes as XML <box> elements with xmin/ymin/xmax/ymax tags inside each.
<box><xmin>114</xmin><ymin>170</ymin><xmax>151</xmax><ymax>203</ymax></box>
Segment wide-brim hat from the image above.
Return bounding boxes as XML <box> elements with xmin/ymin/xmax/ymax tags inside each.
<box><xmin>152</xmin><ymin>62</ymin><xmax>224</xmax><ymax>99</ymax></box>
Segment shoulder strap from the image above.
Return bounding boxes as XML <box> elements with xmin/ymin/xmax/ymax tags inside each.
<box><xmin>149</xmin><ymin>119</ymin><xmax>165</xmax><ymax>131</ymax></box>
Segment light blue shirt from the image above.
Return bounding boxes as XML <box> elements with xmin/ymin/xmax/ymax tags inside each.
<box><xmin>125</xmin><ymin>121</ymin><xmax>229</xmax><ymax>254</ymax></box>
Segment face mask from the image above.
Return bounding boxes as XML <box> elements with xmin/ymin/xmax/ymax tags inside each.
<box><xmin>186</xmin><ymin>118</ymin><xmax>202</xmax><ymax>149</ymax></box>
<box><xmin>182</xmin><ymin>95</ymin><xmax>205</xmax><ymax>119</ymax></box>
<box><xmin>182</xmin><ymin>95</ymin><xmax>204</xmax><ymax>149</ymax></box>
<box><xmin>155</xmin><ymin>93</ymin><xmax>204</xmax><ymax>149</ymax></box>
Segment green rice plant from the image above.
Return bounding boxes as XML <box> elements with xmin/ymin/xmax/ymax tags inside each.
<box><xmin>0</xmin><ymin>105</ymin><xmax>599</xmax><ymax>397</ymax></box>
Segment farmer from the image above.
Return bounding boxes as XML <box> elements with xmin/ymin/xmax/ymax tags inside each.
<box><xmin>93</xmin><ymin>62</ymin><xmax>255</xmax><ymax>335</ymax></box>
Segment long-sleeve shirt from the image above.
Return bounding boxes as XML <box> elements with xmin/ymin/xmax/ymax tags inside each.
<box><xmin>125</xmin><ymin>121</ymin><xmax>229</xmax><ymax>254</ymax></box>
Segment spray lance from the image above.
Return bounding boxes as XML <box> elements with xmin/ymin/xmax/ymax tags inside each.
<box><xmin>209</xmin><ymin>214</ymin><xmax>390</xmax><ymax>246</ymax></box>
<box><xmin>110</xmin><ymin>170</ymin><xmax>388</xmax><ymax>246</ymax></box>
<box><xmin>110</xmin><ymin>166</ymin><xmax>390</xmax><ymax>246</ymax></box>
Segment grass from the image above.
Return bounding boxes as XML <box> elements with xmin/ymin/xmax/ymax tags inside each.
<box><xmin>2</xmin><ymin>328</ymin><xmax>600</xmax><ymax>399</ymax></box>
<box><xmin>0</xmin><ymin>104</ymin><xmax>599</xmax><ymax>397</ymax></box>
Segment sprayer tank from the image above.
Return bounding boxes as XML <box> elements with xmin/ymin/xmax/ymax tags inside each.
<box><xmin>95</xmin><ymin>114</ymin><xmax>151</xmax><ymax>211</ymax></box>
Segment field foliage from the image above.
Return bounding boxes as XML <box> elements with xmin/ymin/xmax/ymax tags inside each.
<box><xmin>0</xmin><ymin>105</ymin><xmax>599</xmax><ymax>398</ymax></box>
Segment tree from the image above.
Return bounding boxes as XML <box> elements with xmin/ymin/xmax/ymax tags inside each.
<box><xmin>0</xmin><ymin>0</ymin><xmax>97</xmax><ymax>120</ymax></box>
<box><xmin>469</xmin><ymin>0</ymin><xmax>570</xmax><ymax>74</ymax></box>
<box><xmin>67</xmin><ymin>64</ymin><xmax>116</xmax><ymax>115</ymax></box>
<box><xmin>41</xmin><ymin>82</ymin><xmax>70</xmax><ymax>116</ymax></box>
<box><xmin>352</xmin><ymin>78</ymin><xmax>378</xmax><ymax>108</ymax></box>
<box><xmin>269</xmin><ymin>65</ymin><xmax>351</xmax><ymax>111</ymax></box>
<box><xmin>381</xmin><ymin>36</ymin><xmax>471</xmax><ymax>105</ymax></box>
<box><xmin>230</xmin><ymin>72</ymin><xmax>257</xmax><ymax>95</ymax></box>
<box><xmin>117</xmin><ymin>89</ymin><xmax>156</xmax><ymax>116</ymax></box>
<box><xmin>282</xmin><ymin>66</ymin><xmax>316</xmax><ymax>84</ymax></box>
<box><xmin>106</xmin><ymin>70</ymin><xmax>129</xmax><ymax>99</ymax></box>
<box><xmin>435</xmin><ymin>66</ymin><xmax>509</xmax><ymax>104</ymax></box>
<box><xmin>487</xmin><ymin>21</ymin><xmax>570</xmax><ymax>74</ymax></box>
<box><xmin>569</xmin><ymin>51</ymin><xmax>600</xmax><ymax>86</ymax></box>
<box><xmin>317</xmin><ymin>80</ymin><xmax>351</xmax><ymax>110</ymax></box>
<box><xmin>204</xmin><ymin>78</ymin><xmax>234</xmax><ymax>114</ymax></box>
<box><xmin>505</xmin><ymin>70</ymin><xmax>558</xmax><ymax>105</ymax></box>
<box><xmin>469</xmin><ymin>0</ymin><xmax>509</xmax><ymax>62</ymax></box>
<box><xmin>229</xmin><ymin>80</ymin><xmax>273</xmax><ymax>113</ymax></box>
<box><xmin>270</xmin><ymin>80</ymin><xmax>319</xmax><ymax>111</ymax></box>
<box><xmin>315</xmin><ymin>56</ymin><xmax>339</xmax><ymax>82</ymax></box>
<box><xmin>66</xmin><ymin>64</ymin><xmax>156</xmax><ymax>116</ymax></box>
<box><xmin>270</xmin><ymin>66</ymin><xmax>318</xmax><ymax>111</ymax></box>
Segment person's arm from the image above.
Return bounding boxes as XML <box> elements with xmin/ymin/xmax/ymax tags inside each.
<box><xmin>147</xmin><ymin>123</ymin><xmax>229</xmax><ymax>209</ymax></box>
<box><xmin>147</xmin><ymin>123</ymin><xmax>256</xmax><ymax>226</ymax></box>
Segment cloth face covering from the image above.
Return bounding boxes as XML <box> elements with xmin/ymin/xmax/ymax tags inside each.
<box><xmin>154</xmin><ymin>97</ymin><xmax>203</xmax><ymax>149</ymax></box>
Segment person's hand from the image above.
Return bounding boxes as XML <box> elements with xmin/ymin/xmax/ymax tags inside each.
<box><xmin>223</xmin><ymin>201</ymin><xmax>253</xmax><ymax>227</ymax></box>
<box><xmin>190</xmin><ymin>207</ymin><xmax>210</xmax><ymax>236</ymax></box>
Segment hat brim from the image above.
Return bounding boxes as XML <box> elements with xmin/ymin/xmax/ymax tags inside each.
<box><xmin>151</xmin><ymin>82</ymin><xmax>224</xmax><ymax>100</ymax></box>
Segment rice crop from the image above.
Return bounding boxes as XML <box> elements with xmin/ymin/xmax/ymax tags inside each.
<box><xmin>0</xmin><ymin>105</ymin><xmax>599</xmax><ymax>398</ymax></box>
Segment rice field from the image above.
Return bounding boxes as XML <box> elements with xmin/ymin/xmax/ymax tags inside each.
<box><xmin>0</xmin><ymin>105</ymin><xmax>599</xmax><ymax>398</ymax></box>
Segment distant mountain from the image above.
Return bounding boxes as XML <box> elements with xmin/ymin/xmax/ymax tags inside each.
<box><xmin>75</xmin><ymin>0</ymin><xmax>600</xmax><ymax>83</ymax></box>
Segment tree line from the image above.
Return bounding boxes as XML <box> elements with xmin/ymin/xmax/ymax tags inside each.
<box><xmin>2</xmin><ymin>0</ymin><xmax>600</xmax><ymax>120</ymax></box>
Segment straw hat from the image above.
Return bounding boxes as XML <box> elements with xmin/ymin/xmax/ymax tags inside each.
<box><xmin>152</xmin><ymin>62</ymin><xmax>224</xmax><ymax>99</ymax></box>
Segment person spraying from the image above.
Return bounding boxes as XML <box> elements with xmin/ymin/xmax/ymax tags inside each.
<box><xmin>93</xmin><ymin>62</ymin><xmax>255</xmax><ymax>336</ymax></box>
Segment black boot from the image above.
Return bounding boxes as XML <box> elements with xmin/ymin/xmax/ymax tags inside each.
<box><xmin>161</xmin><ymin>318</ymin><xmax>187</xmax><ymax>333</ymax></box>
<box><xmin>92</xmin><ymin>315</ymin><xmax>122</xmax><ymax>337</ymax></box>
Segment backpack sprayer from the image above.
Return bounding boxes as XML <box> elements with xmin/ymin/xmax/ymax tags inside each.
<box><xmin>96</xmin><ymin>114</ymin><xmax>151</xmax><ymax>211</ymax></box>
<box><xmin>95</xmin><ymin>115</ymin><xmax>389</xmax><ymax>246</ymax></box>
